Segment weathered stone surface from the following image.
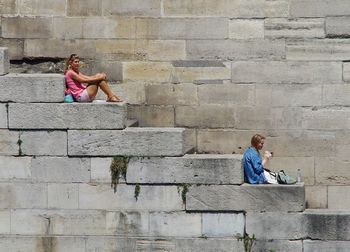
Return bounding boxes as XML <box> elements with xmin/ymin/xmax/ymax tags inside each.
<box><xmin>149</xmin><ymin>212</ymin><xmax>201</xmax><ymax>237</ymax></box>
<box><xmin>86</xmin><ymin>237</ymin><xmax>136</xmax><ymax>252</ymax></box>
<box><xmin>335</xmin><ymin>131</ymin><xmax>350</xmax><ymax>161</ymax></box>
<box><xmin>328</xmin><ymin>186</ymin><xmax>350</xmax><ymax>209</ymax></box>
<box><xmin>202</xmin><ymin>213</ymin><xmax>244</xmax><ymax>237</ymax></box>
<box><xmin>136</xmin><ymin>40</ymin><xmax>186</xmax><ymax>61</ymax></box>
<box><xmin>0</xmin><ymin>74</ymin><xmax>64</xmax><ymax>102</ymax></box>
<box><xmin>315</xmin><ymin>157</ymin><xmax>350</xmax><ymax>185</ymax></box>
<box><xmin>287</xmin><ymin>39</ymin><xmax>350</xmax><ymax>61</ymax></box>
<box><xmin>20</xmin><ymin>131</ymin><xmax>67</xmax><ymax>156</ymax></box>
<box><xmin>175</xmin><ymin>238</ymin><xmax>244</xmax><ymax>252</ymax></box>
<box><xmin>68</xmin><ymin>128</ymin><xmax>193</xmax><ymax>156</ymax></box>
<box><xmin>0</xmin><ymin>0</ymin><xmax>17</xmax><ymax>14</ymax></box>
<box><xmin>136</xmin><ymin>18</ymin><xmax>228</xmax><ymax>39</ymax></box>
<box><xmin>0</xmin><ymin>211</ymin><xmax>10</xmax><ymax>234</ymax></box>
<box><xmin>187</xmin><ymin>184</ymin><xmax>305</xmax><ymax>212</ymax></box>
<box><xmin>126</xmin><ymin>154</ymin><xmax>244</xmax><ymax>184</ymax></box>
<box><xmin>84</xmin><ymin>17</ymin><xmax>135</xmax><ymax>39</ymax></box>
<box><xmin>96</xmin><ymin>39</ymin><xmax>136</xmax><ymax>60</ymax></box>
<box><xmin>79</xmin><ymin>184</ymin><xmax>183</xmax><ymax>211</ymax></box>
<box><xmin>146</xmin><ymin>84</ymin><xmax>198</xmax><ymax>106</ymax></box>
<box><xmin>0</xmin><ymin>156</ymin><xmax>31</xmax><ymax>181</ymax></box>
<box><xmin>90</xmin><ymin>158</ymin><xmax>113</xmax><ymax>183</ymax></box>
<box><xmin>253</xmin><ymin>240</ymin><xmax>302</xmax><ymax>252</ymax></box>
<box><xmin>0</xmin><ymin>183</ymin><xmax>47</xmax><ymax>209</ymax></box>
<box><xmin>45</xmin><ymin>237</ymin><xmax>86</xmax><ymax>252</ymax></box>
<box><xmin>0</xmin><ymin>236</ymin><xmax>47</xmax><ymax>252</ymax></box>
<box><xmin>127</xmin><ymin>105</ymin><xmax>174</xmax><ymax>127</ymax></box>
<box><xmin>48</xmin><ymin>184</ymin><xmax>79</xmax><ymax>209</ymax></box>
<box><xmin>9</xmin><ymin>103</ymin><xmax>126</xmax><ymax>129</ymax></box>
<box><xmin>304</xmin><ymin>210</ymin><xmax>350</xmax><ymax>240</ymax></box>
<box><xmin>320</xmin><ymin>84</ymin><xmax>350</xmax><ymax>106</ymax></box>
<box><xmin>290</xmin><ymin>0</ymin><xmax>350</xmax><ymax>17</ymax></box>
<box><xmin>305</xmin><ymin>185</ymin><xmax>327</xmax><ymax>209</ymax></box>
<box><xmin>326</xmin><ymin>17</ymin><xmax>350</xmax><ymax>38</ymax></box>
<box><xmin>0</xmin><ymin>39</ymin><xmax>24</xmax><ymax>60</ymax></box>
<box><xmin>11</xmin><ymin>210</ymin><xmax>49</xmax><ymax>235</ymax></box>
<box><xmin>135</xmin><ymin>240</ymin><xmax>175</xmax><ymax>252</ymax></box>
<box><xmin>302</xmin><ymin>107</ymin><xmax>350</xmax><ymax>130</ymax></box>
<box><xmin>18</xmin><ymin>0</ymin><xmax>66</xmax><ymax>15</ymax></box>
<box><xmin>0</xmin><ymin>104</ymin><xmax>7</xmax><ymax>128</ymax></box>
<box><xmin>232</xmin><ymin>61</ymin><xmax>342</xmax><ymax>84</ymax></box>
<box><xmin>2</xmin><ymin>17</ymin><xmax>52</xmax><ymax>39</ymax></box>
<box><xmin>229</xmin><ymin>19</ymin><xmax>264</xmax><ymax>39</ymax></box>
<box><xmin>173</xmin><ymin>65</ymin><xmax>231</xmax><ymax>83</ymax></box>
<box><xmin>52</xmin><ymin>17</ymin><xmax>84</xmax><ymax>39</ymax></box>
<box><xmin>163</xmin><ymin>0</ymin><xmax>288</xmax><ymax>18</ymax></box>
<box><xmin>31</xmin><ymin>157</ymin><xmax>90</xmax><ymax>183</ymax></box>
<box><xmin>0</xmin><ymin>47</ymin><xmax>9</xmax><ymax>75</ymax></box>
<box><xmin>123</xmin><ymin>62</ymin><xmax>173</xmax><ymax>82</ymax></box>
<box><xmin>343</xmin><ymin>63</ymin><xmax>350</xmax><ymax>82</ymax></box>
<box><xmin>265</xmin><ymin>18</ymin><xmax>325</xmax><ymax>38</ymax></box>
<box><xmin>175</xmin><ymin>105</ymin><xmax>235</xmax><ymax>128</ymax></box>
<box><xmin>102</xmin><ymin>0</ymin><xmax>161</xmax><ymax>16</ymax></box>
<box><xmin>246</xmin><ymin>212</ymin><xmax>306</xmax><ymax>239</ymax></box>
<box><xmin>67</xmin><ymin>0</ymin><xmax>102</xmax><ymax>16</ymax></box>
<box><xmin>0</xmin><ymin>130</ymin><xmax>19</xmax><ymax>155</ymax></box>
<box><xmin>304</xmin><ymin>240</ymin><xmax>350</xmax><ymax>252</ymax></box>
<box><xmin>187</xmin><ymin>40</ymin><xmax>285</xmax><ymax>60</ymax></box>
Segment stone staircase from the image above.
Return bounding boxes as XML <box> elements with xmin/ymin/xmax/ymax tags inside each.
<box><xmin>0</xmin><ymin>47</ymin><xmax>349</xmax><ymax>252</ymax></box>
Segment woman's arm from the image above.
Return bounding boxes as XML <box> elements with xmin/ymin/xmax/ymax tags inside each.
<box><xmin>69</xmin><ymin>70</ymin><xmax>105</xmax><ymax>84</ymax></box>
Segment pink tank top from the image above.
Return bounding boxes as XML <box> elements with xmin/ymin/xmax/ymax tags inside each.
<box><xmin>65</xmin><ymin>70</ymin><xmax>86</xmax><ymax>99</ymax></box>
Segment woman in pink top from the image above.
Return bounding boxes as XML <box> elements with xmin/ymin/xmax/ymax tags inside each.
<box><xmin>64</xmin><ymin>54</ymin><xmax>122</xmax><ymax>102</ymax></box>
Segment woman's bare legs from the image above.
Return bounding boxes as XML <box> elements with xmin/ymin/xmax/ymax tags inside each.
<box><xmin>85</xmin><ymin>81</ymin><xmax>122</xmax><ymax>102</ymax></box>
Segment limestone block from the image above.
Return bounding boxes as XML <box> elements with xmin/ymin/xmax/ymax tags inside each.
<box><xmin>11</xmin><ymin>210</ymin><xmax>49</xmax><ymax>235</ymax></box>
<box><xmin>91</xmin><ymin>158</ymin><xmax>113</xmax><ymax>183</ymax></box>
<box><xmin>83</xmin><ymin>17</ymin><xmax>135</xmax><ymax>39</ymax></box>
<box><xmin>0</xmin><ymin>74</ymin><xmax>64</xmax><ymax>102</ymax></box>
<box><xmin>186</xmin><ymin>184</ymin><xmax>305</xmax><ymax>212</ymax></box>
<box><xmin>102</xmin><ymin>0</ymin><xmax>161</xmax><ymax>16</ymax></box>
<box><xmin>48</xmin><ymin>184</ymin><xmax>79</xmax><ymax>209</ymax></box>
<box><xmin>315</xmin><ymin>157</ymin><xmax>350</xmax><ymax>185</ymax></box>
<box><xmin>0</xmin><ymin>38</ymin><xmax>24</xmax><ymax>60</ymax></box>
<box><xmin>265</xmin><ymin>18</ymin><xmax>325</xmax><ymax>38</ymax></box>
<box><xmin>304</xmin><ymin>240</ymin><xmax>350</xmax><ymax>252</ymax></box>
<box><xmin>127</xmin><ymin>105</ymin><xmax>175</xmax><ymax>127</ymax></box>
<box><xmin>105</xmin><ymin>211</ymin><xmax>149</xmax><ymax>235</ymax></box>
<box><xmin>198</xmin><ymin>84</ymin><xmax>254</xmax><ymax>106</ymax></box>
<box><xmin>90</xmin><ymin>60</ymin><xmax>123</xmax><ymax>82</ymax></box>
<box><xmin>326</xmin><ymin>16</ymin><xmax>350</xmax><ymax>38</ymax></box>
<box><xmin>175</xmin><ymin>105</ymin><xmax>235</xmax><ymax>128</ymax></box>
<box><xmin>0</xmin><ymin>104</ymin><xmax>7</xmax><ymax>128</ymax></box>
<box><xmin>68</xmin><ymin>128</ymin><xmax>193</xmax><ymax>156</ymax></box>
<box><xmin>52</xmin><ymin>17</ymin><xmax>84</xmax><ymax>39</ymax></box>
<box><xmin>290</xmin><ymin>0</ymin><xmax>350</xmax><ymax>17</ymax></box>
<box><xmin>229</xmin><ymin>19</ymin><xmax>264</xmax><ymax>39</ymax></box>
<box><xmin>175</xmin><ymin>238</ymin><xmax>244</xmax><ymax>252</ymax></box>
<box><xmin>123</xmin><ymin>62</ymin><xmax>173</xmax><ymax>82</ymax></box>
<box><xmin>305</xmin><ymin>186</ymin><xmax>327</xmax><ymax>209</ymax></box>
<box><xmin>79</xmin><ymin>184</ymin><xmax>183</xmax><ymax>211</ymax></box>
<box><xmin>202</xmin><ymin>213</ymin><xmax>244</xmax><ymax>237</ymax></box>
<box><xmin>135</xmin><ymin>240</ymin><xmax>175</xmax><ymax>252</ymax></box>
<box><xmin>304</xmin><ymin>210</ymin><xmax>350</xmax><ymax>240</ymax></box>
<box><xmin>2</xmin><ymin>17</ymin><xmax>52</xmax><ymax>39</ymax></box>
<box><xmin>232</xmin><ymin>61</ymin><xmax>342</xmax><ymax>84</ymax></box>
<box><xmin>136</xmin><ymin>40</ymin><xmax>186</xmax><ymax>61</ymax></box>
<box><xmin>246</xmin><ymin>212</ymin><xmax>306</xmax><ymax>239</ymax></box>
<box><xmin>328</xmin><ymin>186</ymin><xmax>350</xmax><ymax>209</ymax></box>
<box><xmin>0</xmin><ymin>211</ymin><xmax>10</xmax><ymax>234</ymax></box>
<box><xmin>187</xmin><ymin>40</ymin><xmax>285</xmax><ymax>60</ymax></box>
<box><xmin>268</xmin><ymin>157</ymin><xmax>314</xmax><ymax>185</ymax></box>
<box><xmin>0</xmin><ymin>183</ymin><xmax>47</xmax><ymax>209</ymax></box>
<box><xmin>31</xmin><ymin>157</ymin><xmax>90</xmax><ymax>183</ymax></box>
<box><xmin>67</xmin><ymin>0</ymin><xmax>102</xmax><ymax>16</ymax></box>
<box><xmin>86</xmin><ymin>237</ymin><xmax>136</xmax><ymax>252</ymax></box>
<box><xmin>18</xmin><ymin>0</ymin><xmax>66</xmax><ymax>15</ymax></box>
<box><xmin>126</xmin><ymin>154</ymin><xmax>244</xmax><ymax>184</ymax></box>
<box><xmin>0</xmin><ymin>130</ymin><xmax>19</xmax><ymax>155</ymax></box>
<box><xmin>163</xmin><ymin>0</ymin><xmax>288</xmax><ymax>18</ymax></box>
<box><xmin>302</xmin><ymin>107</ymin><xmax>350</xmax><ymax>130</ymax></box>
<box><xmin>20</xmin><ymin>131</ymin><xmax>67</xmax><ymax>156</ymax></box>
<box><xmin>254</xmin><ymin>240</ymin><xmax>302</xmax><ymax>252</ymax></box>
<box><xmin>25</xmin><ymin>39</ymin><xmax>97</xmax><ymax>58</ymax></box>
<box><xmin>173</xmin><ymin>66</ymin><xmax>231</xmax><ymax>84</ymax></box>
<box><xmin>287</xmin><ymin>39</ymin><xmax>350</xmax><ymax>61</ymax></box>
<box><xmin>0</xmin><ymin>236</ymin><xmax>47</xmax><ymax>252</ymax></box>
<box><xmin>323</xmin><ymin>84</ymin><xmax>350</xmax><ymax>105</ymax></box>
<box><xmin>335</xmin><ymin>131</ymin><xmax>350</xmax><ymax>161</ymax></box>
<box><xmin>0</xmin><ymin>47</ymin><xmax>9</xmax><ymax>75</ymax></box>
<box><xmin>149</xmin><ymin>212</ymin><xmax>201</xmax><ymax>237</ymax></box>
<box><xmin>9</xmin><ymin>103</ymin><xmax>126</xmax><ymax>129</ymax></box>
<box><xmin>96</xmin><ymin>40</ymin><xmax>136</xmax><ymax>60</ymax></box>
<box><xmin>0</xmin><ymin>0</ymin><xmax>17</xmax><ymax>14</ymax></box>
<box><xmin>136</xmin><ymin>18</ymin><xmax>228</xmax><ymax>39</ymax></box>
<box><xmin>47</xmin><ymin>237</ymin><xmax>86</xmax><ymax>252</ymax></box>
<box><xmin>343</xmin><ymin>63</ymin><xmax>350</xmax><ymax>82</ymax></box>
<box><xmin>0</xmin><ymin>156</ymin><xmax>31</xmax><ymax>181</ymax></box>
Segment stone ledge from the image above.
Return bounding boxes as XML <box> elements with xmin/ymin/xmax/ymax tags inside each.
<box><xmin>186</xmin><ymin>183</ymin><xmax>305</xmax><ymax>212</ymax></box>
<box><xmin>0</xmin><ymin>48</ymin><xmax>9</xmax><ymax>75</ymax></box>
<box><xmin>126</xmin><ymin>154</ymin><xmax>244</xmax><ymax>184</ymax></box>
<box><xmin>8</xmin><ymin>102</ymin><xmax>126</xmax><ymax>130</ymax></box>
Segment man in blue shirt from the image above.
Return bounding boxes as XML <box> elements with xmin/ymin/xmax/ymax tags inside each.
<box><xmin>242</xmin><ymin>134</ymin><xmax>272</xmax><ymax>184</ymax></box>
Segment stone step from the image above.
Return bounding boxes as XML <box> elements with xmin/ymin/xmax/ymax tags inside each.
<box><xmin>186</xmin><ymin>183</ymin><xmax>305</xmax><ymax>212</ymax></box>
<box><xmin>0</xmin><ymin>47</ymin><xmax>9</xmax><ymax>75</ymax></box>
<box><xmin>126</xmin><ymin>154</ymin><xmax>243</xmax><ymax>185</ymax></box>
<box><xmin>0</xmin><ymin>73</ymin><xmax>64</xmax><ymax>102</ymax></box>
<box><xmin>8</xmin><ymin>102</ymin><xmax>126</xmax><ymax>129</ymax></box>
<box><xmin>68</xmin><ymin>127</ymin><xmax>195</xmax><ymax>156</ymax></box>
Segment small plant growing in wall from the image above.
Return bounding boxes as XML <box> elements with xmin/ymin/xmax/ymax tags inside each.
<box><xmin>177</xmin><ymin>183</ymin><xmax>189</xmax><ymax>205</ymax></box>
<box><xmin>238</xmin><ymin>233</ymin><xmax>256</xmax><ymax>252</ymax></box>
<box><xmin>134</xmin><ymin>184</ymin><xmax>140</xmax><ymax>201</ymax></box>
<box><xmin>17</xmin><ymin>138</ymin><xmax>23</xmax><ymax>156</ymax></box>
<box><xmin>110</xmin><ymin>156</ymin><xmax>129</xmax><ymax>193</ymax></box>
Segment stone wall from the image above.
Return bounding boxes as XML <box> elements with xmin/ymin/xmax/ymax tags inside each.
<box><xmin>2</xmin><ymin>0</ymin><xmax>350</xmax><ymax>210</ymax></box>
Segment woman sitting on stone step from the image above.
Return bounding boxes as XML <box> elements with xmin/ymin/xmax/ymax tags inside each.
<box><xmin>242</xmin><ymin>134</ymin><xmax>275</xmax><ymax>184</ymax></box>
<box><xmin>64</xmin><ymin>54</ymin><xmax>122</xmax><ymax>102</ymax></box>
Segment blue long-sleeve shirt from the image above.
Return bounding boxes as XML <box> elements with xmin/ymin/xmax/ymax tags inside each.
<box><xmin>242</xmin><ymin>147</ymin><xmax>266</xmax><ymax>184</ymax></box>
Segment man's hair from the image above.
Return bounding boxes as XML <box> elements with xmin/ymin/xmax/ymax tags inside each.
<box><xmin>251</xmin><ymin>134</ymin><xmax>265</xmax><ymax>148</ymax></box>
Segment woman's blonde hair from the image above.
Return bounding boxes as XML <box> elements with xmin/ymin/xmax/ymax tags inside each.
<box><xmin>64</xmin><ymin>54</ymin><xmax>79</xmax><ymax>73</ymax></box>
<box><xmin>251</xmin><ymin>134</ymin><xmax>265</xmax><ymax>149</ymax></box>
